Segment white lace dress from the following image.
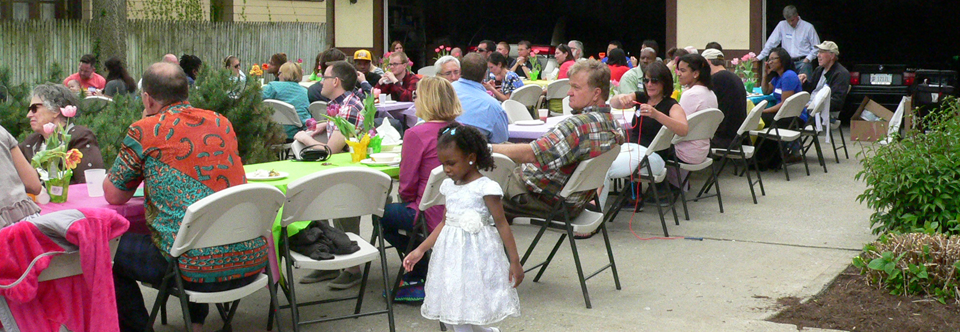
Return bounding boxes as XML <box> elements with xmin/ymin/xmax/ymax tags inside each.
<box><xmin>421</xmin><ymin>177</ymin><xmax>521</xmax><ymax>325</ymax></box>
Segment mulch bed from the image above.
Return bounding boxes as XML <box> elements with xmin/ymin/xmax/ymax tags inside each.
<box><xmin>768</xmin><ymin>265</ymin><xmax>960</xmax><ymax>331</ymax></box>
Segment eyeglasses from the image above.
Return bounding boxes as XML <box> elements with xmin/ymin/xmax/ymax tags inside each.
<box><xmin>439</xmin><ymin>70</ymin><xmax>460</xmax><ymax>77</ymax></box>
<box><xmin>477</xmin><ymin>48</ymin><xmax>486</xmax><ymax>53</ymax></box>
<box><xmin>28</xmin><ymin>103</ymin><xmax>43</xmax><ymax>113</ymax></box>
<box><xmin>641</xmin><ymin>77</ymin><xmax>661</xmax><ymax>85</ymax></box>
<box><xmin>388</xmin><ymin>63</ymin><xmax>405</xmax><ymax>67</ymax></box>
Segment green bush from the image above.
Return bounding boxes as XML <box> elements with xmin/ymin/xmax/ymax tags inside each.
<box><xmin>72</xmin><ymin>93</ymin><xmax>143</xmax><ymax>166</ymax></box>
<box><xmin>855</xmin><ymin>96</ymin><xmax>960</xmax><ymax>235</ymax></box>
<box><xmin>853</xmin><ymin>233</ymin><xmax>960</xmax><ymax>304</ymax></box>
<box><xmin>0</xmin><ymin>64</ymin><xmax>65</xmax><ymax>140</ymax></box>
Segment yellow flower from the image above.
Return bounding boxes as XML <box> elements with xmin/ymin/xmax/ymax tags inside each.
<box><xmin>63</xmin><ymin>149</ymin><xmax>83</xmax><ymax>170</ymax></box>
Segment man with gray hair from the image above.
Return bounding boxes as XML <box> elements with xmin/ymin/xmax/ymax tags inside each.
<box><xmin>434</xmin><ymin>55</ymin><xmax>461</xmax><ymax>82</ymax></box>
<box><xmin>567</xmin><ymin>40</ymin><xmax>585</xmax><ymax>60</ymax></box>
<box><xmin>757</xmin><ymin>5</ymin><xmax>820</xmax><ymax>78</ymax></box>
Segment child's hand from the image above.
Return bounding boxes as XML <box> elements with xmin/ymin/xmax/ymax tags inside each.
<box><xmin>509</xmin><ymin>261</ymin><xmax>524</xmax><ymax>288</ymax></box>
<box><xmin>403</xmin><ymin>249</ymin><xmax>424</xmax><ymax>272</ymax></box>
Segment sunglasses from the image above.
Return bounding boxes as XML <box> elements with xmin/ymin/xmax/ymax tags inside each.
<box><xmin>641</xmin><ymin>77</ymin><xmax>661</xmax><ymax>85</ymax></box>
<box><xmin>477</xmin><ymin>48</ymin><xmax>487</xmax><ymax>52</ymax></box>
<box><xmin>28</xmin><ymin>103</ymin><xmax>43</xmax><ymax>113</ymax></box>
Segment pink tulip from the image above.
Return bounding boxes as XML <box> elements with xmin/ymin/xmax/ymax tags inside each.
<box><xmin>373</xmin><ymin>88</ymin><xmax>381</xmax><ymax>96</ymax></box>
<box><xmin>435</xmin><ymin>48</ymin><xmax>440</xmax><ymax>53</ymax></box>
<box><xmin>305</xmin><ymin>118</ymin><xmax>317</xmax><ymax>131</ymax></box>
<box><xmin>43</xmin><ymin>123</ymin><xmax>57</xmax><ymax>135</ymax></box>
<box><xmin>446</xmin><ymin>47</ymin><xmax>452</xmax><ymax>51</ymax></box>
<box><xmin>731</xmin><ymin>58</ymin><xmax>740</xmax><ymax>66</ymax></box>
<box><xmin>748</xmin><ymin>52</ymin><xmax>757</xmax><ymax>59</ymax></box>
<box><xmin>297</xmin><ymin>58</ymin><xmax>303</xmax><ymax>63</ymax></box>
<box><xmin>741</xmin><ymin>54</ymin><xmax>750</xmax><ymax>62</ymax></box>
<box><xmin>439</xmin><ymin>45</ymin><xmax>444</xmax><ymax>49</ymax></box>
<box><xmin>326</xmin><ymin>105</ymin><xmax>339</xmax><ymax>117</ymax></box>
<box><xmin>408</xmin><ymin>60</ymin><xmax>414</xmax><ymax>67</ymax></box>
<box><xmin>368</xmin><ymin>129</ymin><xmax>377</xmax><ymax>137</ymax></box>
<box><xmin>60</xmin><ymin>105</ymin><xmax>77</xmax><ymax>118</ymax></box>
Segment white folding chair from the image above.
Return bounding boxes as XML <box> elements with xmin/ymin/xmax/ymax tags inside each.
<box><xmin>878</xmin><ymin>96</ymin><xmax>908</xmax><ymax>146</ymax></box>
<box><xmin>308</xmin><ymin>101</ymin><xmax>328</xmax><ymax>121</ymax></box>
<box><xmin>146</xmin><ymin>183</ymin><xmax>286</xmax><ymax>332</ymax></box>
<box><xmin>668</xmin><ymin>109</ymin><xmax>725</xmax><ymax>221</ymax></box>
<box><xmin>799</xmin><ymin>86</ymin><xmax>830</xmax><ymax>171</ymax></box>
<box><xmin>279</xmin><ymin>167</ymin><xmax>395</xmax><ymax>332</ymax></box>
<box><xmin>545</xmin><ymin>78</ymin><xmax>570</xmax><ymax>114</ymax></box>
<box><xmin>828</xmin><ymin>86</ymin><xmax>852</xmax><ymax>160</ymax></box>
<box><xmin>605</xmin><ymin>127</ymin><xmax>680</xmax><ymax>236</ymax></box>
<box><xmin>509</xmin><ymin>84</ymin><xmax>544</xmax><ymax>116</ymax></box>
<box><xmin>518</xmin><ymin>146</ymin><xmax>622</xmax><ymax>309</ymax></box>
<box><xmin>562</xmin><ymin>96</ymin><xmax>572</xmax><ymax>115</ymax></box>
<box><xmin>709</xmin><ymin>100</ymin><xmax>768</xmax><ymax>204</ymax></box>
<box><xmin>501</xmin><ymin>99</ymin><xmax>534</xmax><ymax>123</ymax></box>
<box><xmin>542</xmin><ymin>58</ymin><xmax>558</xmax><ymax>77</ymax></box>
<box><xmin>417</xmin><ymin>65</ymin><xmax>437</xmax><ymax>77</ymax></box>
<box><xmin>265</xmin><ymin>99</ymin><xmax>302</xmax><ymax>159</ymax></box>
<box><xmin>749</xmin><ymin>91</ymin><xmax>811</xmax><ymax>181</ymax></box>
<box><xmin>80</xmin><ymin>95</ymin><xmax>112</xmax><ymax>116</ymax></box>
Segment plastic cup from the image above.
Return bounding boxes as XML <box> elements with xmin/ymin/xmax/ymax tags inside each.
<box><xmin>538</xmin><ymin>109</ymin><xmax>549</xmax><ymax>121</ymax></box>
<box><xmin>84</xmin><ymin>169</ymin><xmax>106</xmax><ymax>197</ymax></box>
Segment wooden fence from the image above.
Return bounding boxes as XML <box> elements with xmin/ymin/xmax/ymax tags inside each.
<box><xmin>0</xmin><ymin>20</ymin><xmax>326</xmax><ymax>85</ymax></box>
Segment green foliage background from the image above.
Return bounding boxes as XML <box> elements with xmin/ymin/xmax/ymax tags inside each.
<box><xmin>1</xmin><ymin>65</ymin><xmax>282</xmax><ymax>166</ymax></box>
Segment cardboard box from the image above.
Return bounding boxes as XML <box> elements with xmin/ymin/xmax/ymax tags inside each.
<box><xmin>849</xmin><ymin>96</ymin><xmax>912</xmax><ymax>141</ymax></box>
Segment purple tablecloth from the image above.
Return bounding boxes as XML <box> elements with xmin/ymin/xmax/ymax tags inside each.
<box><xmin>378</xmin><ymin>102</ymin><xmax>419</xmax><ymax>129</ymax></box>
<box><xmin>39</xmin><ymin>183</ymin><xmax>148</xmax><ymax>234</ymax></box>
<box><xmin>508</xmin><ymin>111</ymin><xmax>635</xmax><ymax>142</ymax></box>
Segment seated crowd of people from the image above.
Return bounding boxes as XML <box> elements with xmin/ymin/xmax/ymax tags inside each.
<box><xmin>0</xmin><ymin>25</ymin><xmax>849</xmax><ymax>329</ymax></box>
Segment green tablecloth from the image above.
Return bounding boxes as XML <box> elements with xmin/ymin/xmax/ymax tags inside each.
<box><xmin>243</xmin><ymin>152</ymin><xmax>400</xmax><ymax>260</ymax></box>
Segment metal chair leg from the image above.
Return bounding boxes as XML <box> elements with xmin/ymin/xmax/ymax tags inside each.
<box><xmin>562</xmin><ymin>208</ymin><xmax>592</xmax><ymax>309</ymax></box>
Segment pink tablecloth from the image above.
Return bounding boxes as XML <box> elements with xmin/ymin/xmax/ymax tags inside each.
<box><xmin>39</xmin><ymin>183</ymin><xmax>148</xmax><ymax>234</ymax></box>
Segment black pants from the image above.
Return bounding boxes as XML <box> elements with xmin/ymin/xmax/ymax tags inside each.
<box><xmin>113</xmin><ymin>233</ymin><xmax>259</xmax><ymax>331</ymax></box>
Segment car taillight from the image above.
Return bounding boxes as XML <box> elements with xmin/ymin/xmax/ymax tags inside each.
<box><xmin>903</xmin><ymin>72</ymin><xmax>915</xmax><ymax>86</ymax></box>
<box><xmin>850</xmin><ymin>72</ymin><xmax>860</xmax><ymax>85</ymax></box>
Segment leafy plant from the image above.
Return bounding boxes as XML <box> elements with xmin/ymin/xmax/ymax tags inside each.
<box><xmin>855</xmin><ymin>96</ymin><xmax>960</xmax><ymax>235</ymax></box>
<box><xmin>853</xmin><ymin>233</ymin><xmax>960</xmax><ymax>304</ymax></box>
<box><xmin>0</xmin><ymin>64</ymin><xmax>66</xmax><ymax>140</ymax></box>
<box><xmin>72</xmin><ymin>93</ymin><xmax>143</xmax><ymax>166</ymax></box>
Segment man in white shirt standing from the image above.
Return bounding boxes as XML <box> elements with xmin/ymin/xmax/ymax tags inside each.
<box><xmin>757</xmin><ymin>5</ymin><xmax>820</xmax><ymax>78</ymax></box>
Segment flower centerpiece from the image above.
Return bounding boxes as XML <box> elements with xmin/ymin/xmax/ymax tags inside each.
<box><xmin>432</xmin><ymin>45</ymin><xmax>453</xmax><ymax>62</ymax></box>
<box><xmin>529</xmin><ymin>49</ymin><xmax>542</xmax><ymax>80</ymax></box>
<box><xmin>732</xmin><ymin>52</ymin><xmax>758</xmax><ymax>92</ymax></box>
<box><xmin>323</xmin><ymin>93</ymin><xmax>381</xmax><ymax>162</ymax></box>
<box><xmin>671</xmin><ymin>59</ymin><xmax>683</xmax><ymax>101</ymax></box>
<box><xmin>31</xmin><ymin>105</ymin><xmax>83</xmax><ymax>203</ymax></box>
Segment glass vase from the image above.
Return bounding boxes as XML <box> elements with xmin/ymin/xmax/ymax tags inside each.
<box><xmin>530</xmin><ymin>70</ymin><xmax>540</xmax><ymax>81</ymax></box>
<box><xmin>745</xmin><ymin>81</ymin><xmax>755</xmax><ymax>93</ymax></box>
<box><xmin>45</xmin><ymin>171</ymin><xmax>72</xmax><ymax>203</ymax></box>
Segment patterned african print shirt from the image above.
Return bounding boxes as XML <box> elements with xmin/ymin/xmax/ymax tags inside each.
<box><xmin>520</xmin><ymin>106</ymin><xmax>624</xmax><ymax>210</ymax></box>
<box><xmin>108</xmin><ymin>101</ymin><xmax>266</xmax><ymax>283</ymax></box>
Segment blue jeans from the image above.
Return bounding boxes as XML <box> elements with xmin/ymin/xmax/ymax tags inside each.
<box><xmin>380</xmin><ymin>202</ymin><xmax>429</xmax><ymax>281</ymax></box>
<box><xmin>113</xmin><ymin>233</ymin><xmax>259</xmax><ymax>331</ymax></box>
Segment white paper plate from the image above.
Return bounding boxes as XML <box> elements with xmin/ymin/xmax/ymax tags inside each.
<box><xmin>378</xmin><ymin>100</ymin><xmax>398</xmax><ymax>105</ymax></box>
<box><xmin>514</xmin><ymin>119</ymin><xmax>545</xmax><ymax>126</ymax></box>
<box><xmin>360</xmin><ymin>158</ymin><xmax>401</xmax><ymax>166</ymax></box>
<box><xmin>246</xmin><ymin>171</ymin><xmax>288</xmax><ymax>180</ymax></box>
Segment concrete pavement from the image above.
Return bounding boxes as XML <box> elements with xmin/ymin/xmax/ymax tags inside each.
<box><xmin>148</xmin><ymin>140</ymin><xmax>876</xmax><ymax>332</ymax></box>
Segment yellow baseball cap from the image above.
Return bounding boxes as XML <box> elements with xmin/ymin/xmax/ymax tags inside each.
<box><xmin>354</xmin><ymin>50</ymin><xmax>372</xmax><ymax>61</ymax></box>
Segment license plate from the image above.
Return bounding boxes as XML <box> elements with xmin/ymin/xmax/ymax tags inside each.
<box><xmin>870</xmin><ymin>73</ymin><xmax>892</xmax><ymax>85</ymax></box>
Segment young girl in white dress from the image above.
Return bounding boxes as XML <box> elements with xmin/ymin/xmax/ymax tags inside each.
<box><xmin>403</xmin><ymin>123</ymin><xmax>523</xmax><ymax>332</ymax></box>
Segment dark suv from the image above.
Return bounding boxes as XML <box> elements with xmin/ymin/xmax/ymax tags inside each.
<box><xmin>842</xmin><ymin>64</ymin><xmax>915</xmax><ymax>123</ymax></box>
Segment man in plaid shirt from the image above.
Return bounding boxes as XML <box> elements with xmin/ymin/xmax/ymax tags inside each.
<box><xmin>492</xmin><ymin>59</ymin><xmax>624</xmax><ymax>220</ymax></box>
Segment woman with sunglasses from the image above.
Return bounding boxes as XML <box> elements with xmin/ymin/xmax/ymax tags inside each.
<box><xmin>20</xmin><ymin>83</ymin><xmax>104</xmax><ymax>184</ymax></box>
<box><xmin>602</xmin><ymin>62</ymin><xmax>689</xmax><ymax>207</ymax></box>
<box><xmin>223</xmin><ymin>55</ymin><xmax>246</xmax><ymax>81</ymax></box>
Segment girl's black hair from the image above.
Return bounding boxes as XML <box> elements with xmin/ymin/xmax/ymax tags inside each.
<box><xmin>769</xmin><ymin>47</ymin><xmax>796</xmax><ymax>76</ymax></box>
<box><xmin>607</xmin><ymin>48</ymin><xmax>628</xmax><ymax>66</ymax></box>
<box><xmin>104</xmin><ymin>56</ymin><xmax>136</xmax><ymax>93</ymax></box>
<box><xmin>678</xmin><ymin>53</ymin><xmax>713</xmax><ymax>90</ymax></box>
<box><xmin>437</xmin><ymin>122</ymin><xmax>496</xmax><ymax>171</ymax></box>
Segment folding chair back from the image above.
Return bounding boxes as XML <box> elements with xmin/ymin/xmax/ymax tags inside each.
<box><xmin>738</xmin><ymin>100</ymin><xmax>768</xmax><ymax>136</ymax></box>
<box><xmin>672</xmin><ymin>109</ymin><xmax>724</xmax><ymax>143</ymax></box>
<box><xmin>502</xmin><ymin>99</ymin><xmax>533</xmax><ymax>123</ymax></box>
<box><xmin>265</xmin><ymin>99</ymin><xmax>302</xmax><ymax>127</ymax></box>
<box><xmin>810</xmin><ymin>86</ymin><xmax>831</xmax><ymax>120</ymax></box>
<box><xmin>417</xmin><ymin>65</ymin><xmax>437</xmax><ymax>77</ymax></box>
<box><xmin>546</xmin><ymin>79</ymin><xmax>570</xmax><ymax>100</ymax></box>
<box><xmin>888</xmin><ymin>96</ymin><xmax>907</xmax><ymax>136</ymax></box>
<box><xmin>80</xmin><ymin>95</ymin><xmax>112</xmax><ymax>116</ymax></box>
<box><xmin>309</xmin><ymin>101</ymin><xmax>328</xmax><ymax>121</ymax></box>
<box><xmin>172</xmin><ymin>184</ymin><xmax>285</xmax><ymax>257</ymax></box>
<box><xmin>281</xmin><ymin>167</ymin><xmax>391</xmax><ymax>226</ymax></box>
<box><xmin>542</xmin><ymin>58</ymin><xmax>558</xmax><ymax>75</ymax></box>
<box><xmin>558</xmin><ymin>145</ymin><xmax>621</xmax><ymax>198</ymax></box>
<box><xmin>773</xmin><ymin>91</ymin><xmax>810</xmax><ymax>121</ymax></box>
<box><xmin>647</xmin><ymin>125</ymin><xmax>676</xmax><ymax>154</ymax></box>
<box><xmin>562</xmin><ymin>96</ymin><xmax>572</xmax><ymax>115</ymax></box>
<box><xmin>483</xmin><ymin>153</ymin><xmax>517</xmax><ymax>189</ymax></box>
<box><xmin>418</xmin><ymin>166</ymin><xmax>448</xmax><ymax>211</ymax></box>
<box><xmin>509</xmin><ymin>84</ymin><xmax>543</xmax><ymax>109</ymax></box>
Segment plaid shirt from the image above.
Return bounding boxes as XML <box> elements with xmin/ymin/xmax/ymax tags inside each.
<box><xmin>520</xmin><ymin>106</ymin><xmax>624</xmax><ymax>209</ymax></box>
<box><xmin>330</xmin><ymin>90</ymin><xmax>365</xmax><ymax>130</ymax></box>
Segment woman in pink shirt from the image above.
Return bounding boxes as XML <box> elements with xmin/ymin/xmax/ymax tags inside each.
<box><xmin>555</xmin><ymin>44</ymin><xmax>576</xmax><ymax>79</ymax></box>
<box><xmin>672</xmin><ymin>53</ymin><xmax>718</xmax><ymax>190</ymax></box>
<box><xmin>379</xmin><ymin>77</ymin><xmax>462</xmax><ymax>299</ymax></box>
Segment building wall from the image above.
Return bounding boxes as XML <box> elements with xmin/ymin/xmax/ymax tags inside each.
<box><xmin>334</xmin><ymin>0</ymin><xmax>372</xmax><ymax>48</ymax></box>
<box><xmin>232</xmin><ymin>0</ymin><xmax>325</xmax><ymax>23</ymax></box>
<box><xmin>676</xmin><ymin>0</ymin><xmax>751</xmax><ymax>50</ymax></box>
